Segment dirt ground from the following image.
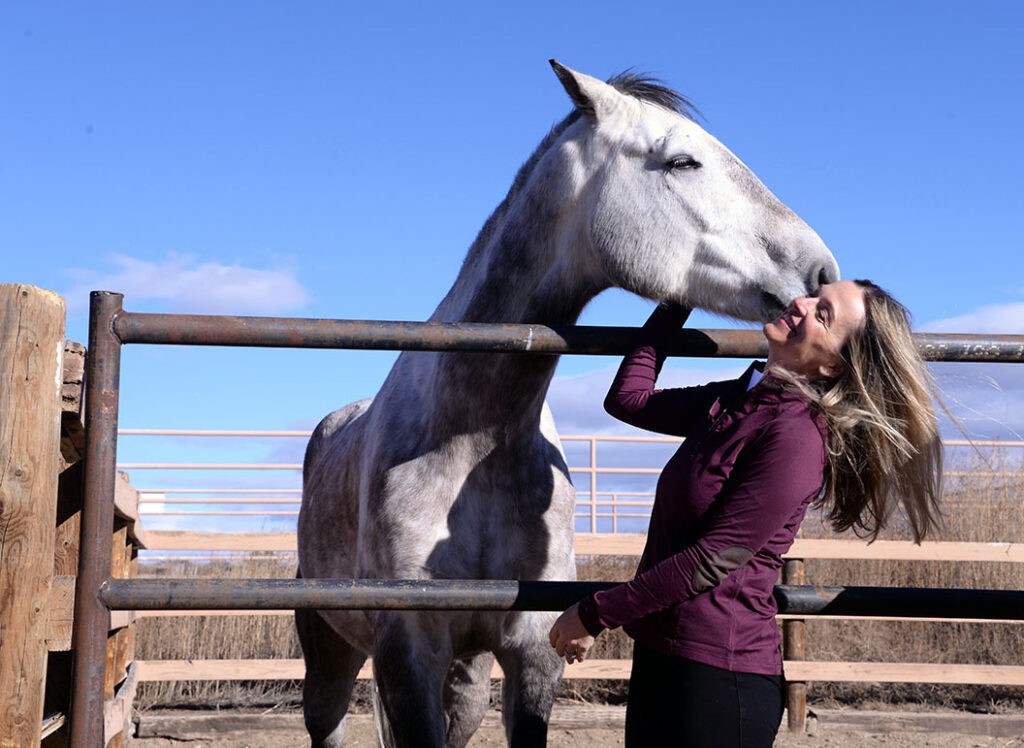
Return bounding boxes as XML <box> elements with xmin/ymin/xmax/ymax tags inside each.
<box><xmin>130</xmin><ymin>706</ymin><xmax>1024</xmax><ymax>747</ymax></box>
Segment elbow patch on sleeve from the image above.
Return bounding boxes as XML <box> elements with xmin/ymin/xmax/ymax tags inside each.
<box><xmin>691</xmin><ymin>545</ymin><xmax>755</xmax><ymax>593</ymax></box>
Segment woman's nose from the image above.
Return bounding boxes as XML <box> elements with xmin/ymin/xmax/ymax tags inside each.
<box><xmin>792</xmin><ymin>296</ymin><xmax>813</xmax><ymax>315</ymax></box>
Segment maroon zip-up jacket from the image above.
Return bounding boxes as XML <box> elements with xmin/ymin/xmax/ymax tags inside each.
<box><xmin>576</xmin><ymin>305</ymin><xmax>828</xmax><ymax>675</ymax></box>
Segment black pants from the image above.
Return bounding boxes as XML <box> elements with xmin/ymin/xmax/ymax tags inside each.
<box><xmin>625</xmin><ymin>642</ymin><xmax>784</xmax><ymax>747</ymax></box>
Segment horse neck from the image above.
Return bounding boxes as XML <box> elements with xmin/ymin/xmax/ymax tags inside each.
<box><xmin>402</xmin><ymin>201</ymin><xmax>604</xmax><ymax>437</ymax></box>
<box><xmin>434</xmin><ymin>215</ymin><xmax>594</xmax><ymax>326</ymax></box>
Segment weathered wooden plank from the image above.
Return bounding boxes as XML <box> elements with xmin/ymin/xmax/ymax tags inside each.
<box><xmin>575</xmin><ymin>533</ymin><xmax>645</xmax><ymax>556</ymax></box>
<box><xmin>103</xmin><ymin>662</ymin><xmax>137</xmax><ymax>748</ymax></box>
<box><xmin>59</xmin><ymin>341</ymin><xmax>86</xmax><ymax>469</ymax></box>
<box><xmin>60</xmin><ymin>341</ymin><xmax>85</xmax><ymax>415</ymax></box>
<box><xmin>785</xmin><ymin>660</ymin><xmax>1024</xmax><ymax>685</ymax></box>
<box><xmin>134</xmin><ymin>705</ymin><xmax>630</xmax><ymax>739</ymax></box>
<box><xmin>46</xmin><ymin>575</ymin><xmax>77</xmax><ymax>651</ymax></box>
<box><xmin>53</xmin><ymin>494</ymin><xmax>81</xmax><ymax>577</ymax></box>
<box><xmin>135</xmin><ymin>657</ymin><xmax>630</xmax><ymax>681</ymax></box>
<box><xmin>109</xmin><ymin>611</ymin><xmax>136</xmax><ymax>631</ymax></box>
<box><xmin>103</xmin><ymin>627</ymin><xmax>134</xmax><ymax>703</ymax></box>
<box><xmin>0</xmin><ymin>284</ymin><xmax>65</xmax><ymax>748</ymax></box>
<box><xmin>145</xmin><ymin>530</ymin><xmax>296</xmax><ymax>551</ymax></box>
<box><xmin>800</xmin><ymin>708</ymin><xmax>1024</xmax><ymax>738</ymax></box>
<box><xmin>132</xmin><ymin>706</ymin><xmax>1024</xmax><ymax>741</ymax></box>
<box><xmin>113</xmin><ymin>471</ymin><xmax>147</xmax><ymax>549</ymax></box>
<box><xmin>788</xmin><ymin>538</ymin><xmax>1024</xmax><ymax>562</ymax></box>
<box><xmin>40</xmin><ymin>711</ymin><xmax>67</xmax><ymax>740</ymax></box>
<box><xmin>110</xmin><ymin>525</ymin><xmax>129</xmax><ymax>580</ymax></box>
<box><xmin>143</xmin><ymin>530</ymin><xmax>1024</xmax><ymax>564</ymax></box>
<box><xmin>135</xmin><ymin>658</ymin><xmax>1024</xmax><ymax>686</ymax></box>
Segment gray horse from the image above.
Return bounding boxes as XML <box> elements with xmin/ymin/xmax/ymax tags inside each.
<box><xmin>297</xmin><ymin>60</ymin><xmax>839</xmax><ymax>747</ymax></box>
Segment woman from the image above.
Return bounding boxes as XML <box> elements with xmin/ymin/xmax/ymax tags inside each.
<box><xmin>548</xmin><ymin>280</ymin><xmax>943</xmax><ymax>747</ymax></box>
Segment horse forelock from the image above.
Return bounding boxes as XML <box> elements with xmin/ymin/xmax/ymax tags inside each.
<box><xmin>606</xmin><ymin>70</ymin><xmax>700</xmax><ymax>122</ymax></box>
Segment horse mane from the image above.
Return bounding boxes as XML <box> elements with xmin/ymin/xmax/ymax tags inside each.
<box><xmin>469</xmin><ymin>72</ymin><xmax>698</xmax><ymax>257</ymax></box>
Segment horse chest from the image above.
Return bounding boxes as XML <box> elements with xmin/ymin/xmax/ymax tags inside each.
<box><xmin>366</xmin><ymin>444</ymin><xmax>574</xmax><ymax>579</ymax></box>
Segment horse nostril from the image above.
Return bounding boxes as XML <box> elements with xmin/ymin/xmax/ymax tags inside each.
<box><xmin>761</xmin><ymin>291</ymin><xmax>785</xmax><ymax>318</ymax></box>
<box><xmin>810</xmin><ymin>264</ymin><xmax>837</xmax><ymax>293</ymax></box>
<box><xmin>817</xmin><ymin>262</ymin><xmax>839</xmax><ymax>288</ymax></box>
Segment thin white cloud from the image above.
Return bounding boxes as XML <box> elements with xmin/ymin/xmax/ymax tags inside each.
<box><xmin>931</xmin><ymin>362</ymin><xmax>1024</xmax><ymax>441</ymax></box>
<box><xmin>920</xmin><ymin>302</ymin><xmax>1024</xmax><ymax>334</ymax></box>
<box><xmin>920</xmin><ymin>300</ymin><xmax>1024</xmax><ymax>440</ymax></box>
<box><xmin>63</xmin><ymin>253</ymin><xmax>313</xmax><ymax>314</ymax></box>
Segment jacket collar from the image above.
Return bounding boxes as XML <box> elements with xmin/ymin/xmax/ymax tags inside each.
<box><xmin>734</xmin><ymin>361</ymin><xmax>812</xmax><ymax>407</ymax></box>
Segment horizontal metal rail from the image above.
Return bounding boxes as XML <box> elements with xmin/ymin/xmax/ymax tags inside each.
<box><xmin>103</xmin><ymin>578</ymin><xmax>617</xmax><ymax>611</ymax></box>
<box><xmin>119</xmin><ymin>429</ymin><xmax>1024</xmax><ymax>449</ymax></box>
<box><xmin>100</xmin><ymin>578</ymin><xmax>1024</xmax><ymax>620</ymax></box>
<box><xmin>111</xmin><ymin>310</ymin><xmax>1024</xmax><ymax>362</ymax></box>
<box><xmin>122</xmin><ymin>463</ymin><xmax>1024</xmax><ymax>476</ymax></box>
<box><xmin>774</xmin><ymin>584</ymin><xmax>1024</xmax><ymax>619</ymax></box>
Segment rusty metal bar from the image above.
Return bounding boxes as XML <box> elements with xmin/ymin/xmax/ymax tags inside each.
<box><xmin>69</xmin><ymin>291</ymin><xmax>124</xmax><ymax>748</ymax></box>
<box><xmin>101</xmin><ymin>578</ymin><xmax>618</xmax><ymax>611</ymax></box>
<box><xmin>111</xmin><ymin>309</ymin><xmax>1024</xmax><ymax>362</ymax></box>
<box><xmin>99</xmin><ymin>577</ymin><xmax>1024</xmax><ymax>620</ymax></box>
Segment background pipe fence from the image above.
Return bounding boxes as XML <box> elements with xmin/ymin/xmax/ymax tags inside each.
<box><xmin>69</xmin><ymin>290</ymin><xmax>1024</xmax><ymax>748</ymax></box>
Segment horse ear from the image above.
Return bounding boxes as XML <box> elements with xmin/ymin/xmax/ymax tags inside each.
<box><xmin>549</xmin><ymin>59</ymin><xmax>622</xmax><ymax>121</ymax></box>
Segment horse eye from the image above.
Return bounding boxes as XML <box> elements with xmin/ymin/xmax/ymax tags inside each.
<box><xmin>667</xmin><ymin>156</ymin><xmax>702</xmax><ymax>171</ymax></box>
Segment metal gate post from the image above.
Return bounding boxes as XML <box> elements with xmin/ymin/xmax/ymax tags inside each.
<box><xmin>69</xmin><ymin>292</ymin><xmax>123</xmax><ymax>748</ymax></box>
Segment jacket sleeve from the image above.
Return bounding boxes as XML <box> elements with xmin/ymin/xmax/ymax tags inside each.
<box><xmin>604</xmin><ymin>304</ymin><xmax>722</xmax><ymax>437</ymax></box>
<box><xmin>578</xmin><ymin>408</ymin><xmax>826</xmax><ymax>634</ymax></box>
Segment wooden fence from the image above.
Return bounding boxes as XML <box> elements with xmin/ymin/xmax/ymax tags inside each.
<box><xmin>121</xmin><ymin>431</ymin><xmax>1024</xmax><ymax>734</ymax></box>
<box><xmin>134</xmin><ymin>530</ymin><xmax>1024</xmax><ymax>731</ymax></box>
<box><xmin>0</xmin><ymin>285</ymin><xmax>146</xmax><ymax>748</ymax></box>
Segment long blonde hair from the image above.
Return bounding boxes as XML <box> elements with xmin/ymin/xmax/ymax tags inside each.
<box><xmin>785</xmin><ymin>281</ymin><xmax>943</xmax><ymax>542</ymax></box>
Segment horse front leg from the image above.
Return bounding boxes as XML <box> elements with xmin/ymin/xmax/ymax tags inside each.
<box><xmin>495</xmin><ymin>612</ymin><xmax>563</xmax><ymax>747</ymax></box>
<box><xmin>295</xmin><ymin>607</ymin><xmax>368</xmax><ymax>747</ymax></box>
<box><xmin>443</xmin><ymin>651</ymin><xmax>495</xmax><ymax>747</ymax></box>
<box><xmin>372</xmin><ymin>611</ymin><xmax>450</xmax><ymax>747</ymax></box>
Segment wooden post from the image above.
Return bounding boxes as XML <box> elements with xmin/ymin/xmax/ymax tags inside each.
<box><xmin>0</xmin><ymin>284</ymin><xmax>65</xmax><ymax>748</ymax></box>
<box><xmin>783</xmin><ymin>558</ymin><xmax>808</xmax><ymax>732</ymax></box>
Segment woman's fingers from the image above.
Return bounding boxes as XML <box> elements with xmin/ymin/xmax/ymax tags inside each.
<box><xmin>561</xmin><ymin>638</ymin><xmax>591</xmax><ymax>664</ymax></box>
<box><xmin>549</xmin><ymin>607</ymin><xmax>596</xmax><ymax>664</ymax></box>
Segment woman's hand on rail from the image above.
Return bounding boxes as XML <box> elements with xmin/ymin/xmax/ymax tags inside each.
<box><xmin>548</xmin><ymin>603</ymin><xmax>596</xmax><ymax>665</ymax></box>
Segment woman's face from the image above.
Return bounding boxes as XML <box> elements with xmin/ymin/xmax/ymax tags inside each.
<box><xmin>763</xmin><ymin>280</ymin><xmax>867</xmax><ymax>380</ymax></box>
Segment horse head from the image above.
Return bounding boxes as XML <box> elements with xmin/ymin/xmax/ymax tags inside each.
<box><xmin>549</xmin><ymin>60</ymin><xmax>839</xmax><ymax>323</ymax></box>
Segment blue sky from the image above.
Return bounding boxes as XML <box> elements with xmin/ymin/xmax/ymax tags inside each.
<box><xmin>4</xmin><ymin>3</ymin><xmax>1023</xmax><ymax>529</ymax></box>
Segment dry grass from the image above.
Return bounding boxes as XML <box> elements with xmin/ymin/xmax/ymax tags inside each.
<box><xmin>135</xmin><ymin>449</ymin><xmax>1024</xmax><ymax>712</ymax></box>
<box><xmin>793</xmin><ymin>451</ymin><xmax>1024</xmax><ymax>712</ymax></box>
<box><xmin>135</xmin><ymin>556</ymin><xmax>305</xmax><ymax>709</ymax></box>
